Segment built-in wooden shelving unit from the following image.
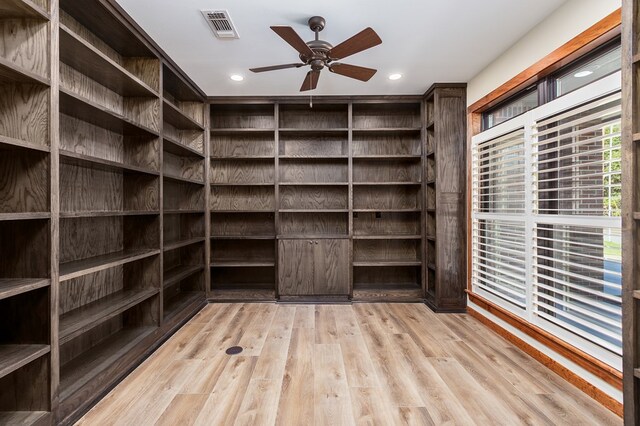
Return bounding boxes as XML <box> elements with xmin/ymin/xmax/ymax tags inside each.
<box><xmin>0</xmin><ymin>1</ymin><xmax>207</xmax><ymax>423</ymax></box>
<box><xmin>423</xmin><ymin>84</ymin><xmax>467</xmax><ymax>312</ymax></box>
<box><xmin>161</xmin><ymin>63</ymin><xmax>206</xmax><ymax>320</ymax></box>
<box><xmin>209</xmin><ymin>104</ymin><xmax>276</xmax><ymax>300</ymax></box>
<box><xmin>0</xmin><ymin>0</ymin><xmax>52</xmax><ymax>422</ymax></box>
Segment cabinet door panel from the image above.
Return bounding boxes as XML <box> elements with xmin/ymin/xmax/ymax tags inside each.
<box><xmin>313</xmin><ymin>239</ymin><xmax>349</xmax><ymax>295</ymax></box>
<box><xmin>278</xmin><ymin>239</ymin><xmax>314</xmax><ymax>295</ymax></box>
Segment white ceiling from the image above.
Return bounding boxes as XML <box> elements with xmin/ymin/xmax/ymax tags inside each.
<box><xmin>115</xmin><ymin>0</ymin><xmax>567</xmax><ymax>97</ymax></box>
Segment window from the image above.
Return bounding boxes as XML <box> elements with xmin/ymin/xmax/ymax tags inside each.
<box><xmin>482</xmin><ymin>40</ymin><xmax>620</xmax><ymax>131</ymax></box>
<box><xmin>483</xmin><ymin>89</ymin><xmax>538</xmax><ymax>129</ymax></box>
<box><xmin>472</xmin><ymin>72</ymin><xmax>622</xmax><ymax>368</ymax></box>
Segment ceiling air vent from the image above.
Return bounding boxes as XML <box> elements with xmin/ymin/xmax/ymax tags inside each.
<box><xmin>202</xmin><ymin>9</ymin><xmax>239</xmax><ymax>39</ymax></box>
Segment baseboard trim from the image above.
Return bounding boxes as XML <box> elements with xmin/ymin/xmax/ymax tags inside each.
<box><xmin>467</xmin><ymin>304</ymin><xmax>622</xmax><ymax>417</ymax></box>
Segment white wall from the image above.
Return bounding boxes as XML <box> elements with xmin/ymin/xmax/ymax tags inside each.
<box><xmin>467</xmin><ymin>0</ymin><xmax>621</xmax><ymax>106</ymax></box>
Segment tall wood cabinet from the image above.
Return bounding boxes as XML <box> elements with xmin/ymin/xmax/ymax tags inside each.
<box><xmin>424</xmin><ymin>84</ymin><xmax>467</xmax><ymax>312</ymax></box>
<box><xmin>0</xmin><ymin>0</ymin><xmax>207</xmax><ymax>424</ymax></box>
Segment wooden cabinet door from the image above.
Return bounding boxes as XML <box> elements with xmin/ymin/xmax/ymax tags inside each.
<box><xmin>278</xmin><ymin>239</ymin><xmax>314</xmax><ymax>295</ymax></box>
<box><xmin>313</xmin><ymin>239</ymin><xmax>349</xmax><ymax>295</ymax></box>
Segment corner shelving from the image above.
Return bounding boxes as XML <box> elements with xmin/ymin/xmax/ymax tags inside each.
<box><xmin>0</xmin><ymin>1</ymin><xmax>52</xmax><ymax>421</ymax></box>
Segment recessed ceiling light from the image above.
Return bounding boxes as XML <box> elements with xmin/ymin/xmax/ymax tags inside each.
<box><xmin>388</xmin><ymin>73</ymin><xmax>402</xmax><ymax>81</ymax></box>
<box><xmin>230</xmin><ymin>74</ymin><xmax>244</xmax><ymax>81</ymax></box>
<box><xmin>574</xmin><ymin>70</ymin><xmax>593</xmax><ymax>78</ymax></box>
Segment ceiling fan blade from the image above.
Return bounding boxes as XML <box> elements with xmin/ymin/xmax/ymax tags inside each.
<box><xmin>250</xmin><ymin>63</ymin><xmax>305</xmax><ymax>73</ymax></box>
<box><xmin>328</xmin><ymin>27</ymin><xmax>382</xmax><ymax>60</ymax></box>
<box><xmin>329</xmin><ymin>63</ymin><xmax>377</xmax><ymax>82</ymax></box>
<box><xmin>270</xmin><ymin>26</ymin><xmax>315</xmax><ymax>57</ymax></box>
<box><xmin>300</xmin><ymin>70</ymin><xmax>320</xmax><ymax>92</ymax></box>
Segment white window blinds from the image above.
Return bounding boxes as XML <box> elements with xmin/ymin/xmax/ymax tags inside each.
<box><xmin>471</xmin><ymin>72</ymin><xmax>622</xmax><ymax>367</ymax></box>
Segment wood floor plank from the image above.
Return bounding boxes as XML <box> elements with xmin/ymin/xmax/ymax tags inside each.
<box><xmin>194</xmin><ymin>356</ymin><xmax>258</xmax><ymax>426</ymax></box>
<box><xmin>315</xmin><ymin>305</ymin><xmax>339</xmax><ymax>344</ymax></box>
<box><xmin>77</xmin><ymin>303</ymin><xmax>622</xmax><ymax>425</ymax></box>
<box><xmin>234</xmin><ymin>379</ymin><xmax>281</xmax><ymax>426</ymax></box>
<box><xmin>292</xmin><ymin>304</ymin><xmax>314</xmax><ymax>328</ymax></box>
<box><xmin>314</xmin><ymin>343</ymin><xmax>355</xmax><ymax>426</ymax></box>
<box><xmin>155</xmin><ymin>394</ymin><xmax>208</xmax><ymax>426</ymax></box>
<box><xmin>358</xmin><ymin>324</ymin><xmax>424</xmax><ymax>407</ymax></box>
<box><xmin>349</xmin><ymin>387</ymin><xmax>400</xmax><ymax>425</ymax></box>
<box><xmin>389</xmin><ymin>333</ymin><xmax>478</xmax><ymax>425</ymax></box>
<box><xmin>276</xmin><ymin>327</ymin><xmax>315</xmax><ymax>425</ymax></box>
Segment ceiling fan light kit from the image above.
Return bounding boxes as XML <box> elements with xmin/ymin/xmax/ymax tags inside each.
<box><xmin>250</xmin><ymin>16</ymin><xmax>382</xmax><ymax>92</ymax></box>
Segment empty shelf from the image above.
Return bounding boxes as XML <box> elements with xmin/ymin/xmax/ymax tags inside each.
<box><xmin>59</xmin><ymin>249</ymin><xmax>160</xmax><ymax>281</ymax></box>
<box><xmin>0</xmin><ymin>344</ymin><xmax>50</xmax><ymax>379</ymax></box>
<box><xmin>164</xmin><ymin>265</ymin><xmax>203</xmax><ymax>288</ymax></box>
<box><xmin>0</xmin><ymin>278</ymin><xmax>50</xmax><ymax>301</ymax></box>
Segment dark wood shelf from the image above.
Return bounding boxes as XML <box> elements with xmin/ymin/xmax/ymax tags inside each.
<box><xmin>163</xmin><ymin>265</ymin><xmax>203</xmax><ymax>289</ymax></box>
<box><xmin>0</xmin><ymin>344</ymin><xmax>50</xmax><ymax>380</ymax></box>
<box><xmin>353</xmin><ymin>182</ymin><xmax>421</xmax><ymax>186</ymax></box>
<box><xmin>353</xmin><ymin>208</ymin><xmax>421</xmax><ymax>213</ymax></box>
<box><xmin>211</xmin><ymin>235</ymin><xmax>275</xmax><ymax>240</ymax></box>
<box><xmin>279</xmin><ymin>128</ymin><xmax>348</xmax><ymax>134</ymax></box>
<box><xmin>0</xmin><ymin>56</ymin><xmax>50</xmax><ymax>85</ymax></box>
<box><xmin>60</xmin><ymin>149</ymin><xmax>159</xmax><ymax>176</ymax></box>
<box><xmin>278</xmin><ymin>182</ymin><xmax>348</xmax><ymax>186</ymax></box>
<box><xmin>353</xmin><ymin>155</ymin><xmax>422</xmax><ymax>160</ymax></box>
<box><xmin>279</xmin><ymin>155</ymin><xmax>348</xmax><ymax>160</ymax></box>
<box><xmin>210</xmin><ymin>182</ymin><xmax>274</xmax><ymax>186</ymax></box>
<box><xmin>59</xmin><ymin>88</ymin><xmax>159</xmax><ymax>137</ymax></box>
<box><xmin>59</xmin><ymin>25</ymin><xmax>158</xmax><ymax>97</ymax></box>
<box><xmin>352</xmin><ymin>127</ymin><xmax>422</xmax><ymax>133</ymax></box>
<box><xmin>163</xmin><ymin>291</ymin><xmax>202</xmax><ymax>319</ymax></box>
<box><xmin>210</xmin><ymin>209</ymin><xmax>275</xmax><ymax>213</ymax></box>
<box><xmin>210</xmin><ymin>128</ymin><xmax>275</xmax><ymax>134</ymax></box>
<box><xmin>163</xmin><ymin>237</ymin><xmax>205</xmax><ymax>252</ymax></box>
<box><xmin>353</xmin><ymin>235</ymin><xmax>421</xmax><ymax>240</ymax></box>
<box><xmin>163</xmin><ymin>135</ymin><xmax>204</xmax><ymax>158</ymax></box>
<box><xmin>59</xmin><ymin>249</ymin><xmax>160</xmax><ymax>281</ymax></box>
<box><xmin>426</xmin><ymin>121</ymin><xmax>435</xmax><ymax>129</ymax></box>
<box><xmin>163</xmin><ymin>209</ymin><xmax>205</xmax><ymax>215</ymax></box>
<box><xmin>163</xmin><ymin>173</ymin><xmax>204</xmax><ymax>186</ymax></box>
<box><xmin>59</xmin><ymin>326</ymin><xmax>156</xmax><ymax>401</ymax></box>
<box><xmin>59</xmin><ymin>288</ymin><xmax>158</xmax><ymax>344</ymax></box>
<box><xmin>210</xmin><ymin>155</ymin><xmax>274</xmax><ymax>160</ymax></box>
<box><xmin>208</xmin><ymin>288</ymin><xmax>275</xmax><ymax>301</ymax></box>
<box><xmin>0</xmin><ymin>411</ymin><xmax>50</xmax><ymax>425</ymax></box>
<box><xmin>277</xmin><ymin>234</ymin><xmax>349</xmax><ymax>239</ymax></box>
<box><xmin>0</xmin><ymin>212</ymin><xmax>50</xmax><ymax>221</ymax></box>
<box><xmin>279</xmin><ymin>209</ymin><xmax>349</xmax><ymax>213</ymax></box>
<box><xmin>211</xmin><ymin>261</ymin><xmax>275</xmax><ymax>268</ymax></box>
<box><xmin>0</xmin><ymin>0</ymin><xmax>49</xmax><ymax>20</ymax></box>
<box><xmin>353</xmin><ymin>260</ymin><xmax>422</xmax><ymax>267</ymax></box>
<box><xmin>0</xmin><ymin>134</ymin><xmax>50</xmax><ymax>153</ymax></box>
<box><xmin>0</xmin><ymin>278</ymin><xmax>50</xmax><ymax>301</ymax></box>
<box><xmin>60</xmin><ymin>210</ymin><xmax>159</xmax><ymax>218</ymax></box>
<box><xmin>163</xmin><ymin>99</ymin><xmax>204</xmax><ymax>131</ymax></box>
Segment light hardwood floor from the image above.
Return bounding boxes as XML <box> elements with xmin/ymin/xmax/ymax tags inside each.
<box><xmin>77</xmin><ymin>303</ymin><xmax>620</xmax><ymax>425</ymax></box>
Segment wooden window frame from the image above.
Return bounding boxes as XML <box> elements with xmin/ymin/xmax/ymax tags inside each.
<box><xmin>466</xmin><ymin>8</ymin><xmax>623</xmax><ymax>416</ymax></box>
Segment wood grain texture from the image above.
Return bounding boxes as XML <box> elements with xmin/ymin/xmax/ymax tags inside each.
<box><xmin>0</xmin><ymin>83</ymin><xmax>49</xmax><ymax>146</ymax></box>
<box><xmin>210</xmin><ymin>158</ymin><xmax>273</xmax><ymax>184</ymax></box>
<box><xmin>352</xmin><ymin>103</ymin><xmax>420</xmax><ymax>129</ymax></box>
<box><xmin>280</xmin><ymin>185</ymin><xmax>348</xmax><ymax>210</ymax></box>
<box><xmin>353</xmin><ymin>185</ymin><xmax>420</xmax><ymax>210</ymax></box>
<box><xmin>279</xmin><ymin>159</ymin><xmax>347</xmax><ymax>183</ymax></box>
<box><xmin>0</xmin><ymin>219</ymin><xmax>49</xmax><ymax>278</ymax></box>
<box><xmin>279</xmin><ymin>212</ymin><xmax>348</xmax><ymax>236</ymax></box>
<box><xmin>353</xmin><ymin>211</ymin><xmax>420</xmax><ymax>236</ymax></box>
<box><xmin>210</xmin><ymin>185</ymin><xmax>274</xmax><ymax>211</ymax></box>
<box><xmin>210</xmin><ymin>133</ymin><xmax>274</xmax><ymax>158</ymax></box>
<box><xmin>0</xmin><ymin>147</ymin><xmax>48</xmax><ymax>213</ymax></box>
<box><xmin>164</xmin><ymin>179</ymin><xmax>204</xmax><ymax>211</ymax></box>
<box><xmin>212</xmin><ymin>239</ymin><xmax>274</xmax><ymax>264</ymax></box>
<box><xmin>278</xmin><ymin>239</ymin><xmax>314</xmax><ymax>296</ymax></box>
<box><xmin>210</xmin><ymin>212</ymin><xmax>275</xmax><ymax>236</ymax></box>
<box><xmin>0</xmin><ymin>18</ymin><xmax>49</xmax><ymax>78</ymax></box>
<box><xmin>279</xmin><ymin>133</ymin><xmax>347</xmax><ymax>156</ymax></box>
<box><xmin>353</xmin><ymin>239</ymin><xmax>419</xmax><ymax>262</ymax></box>
<box><xmin>353</xmin><ymin>160</ymin><xmax>420</xmax><ymax>183</ymax></box>
<box><xmin>313</xmin><ymin>239</ymin><xmax>349</xmax><ymax>295</ymax></box>
<box><xmin>164</xmin><ymin>150</ymin><xmax>204</xmax><ymax>183</ymax></box>
<box><xmin>211</xmin><ymin>104</ymin><xmax>274</xmax><ymax>129</ymax></box>
<box><xmin>352</xmin><ymin>133</ymin><xmax>420</xmax><ymax>156</ymax></box>
<box><xmin>279</xmin><ymin>104</ymin><xmax>347</xmax><ymax>129</ymax></box>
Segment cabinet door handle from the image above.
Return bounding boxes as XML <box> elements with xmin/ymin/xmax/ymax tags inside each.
<box><xmin>315</xmin><ymin>241</ymin><xmax>318</xmax><ymax>244</ymax></box>
<box><xmin>309</xmin><ymin>240</ymin><xmax>312</xmax><ymax>244</ymax></box>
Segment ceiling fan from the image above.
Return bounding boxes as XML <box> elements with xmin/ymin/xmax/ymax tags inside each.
<box><xmin>250</xmin><ymin>16</ymin><xmax>382</xmax><ymax>91</ymax></box>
